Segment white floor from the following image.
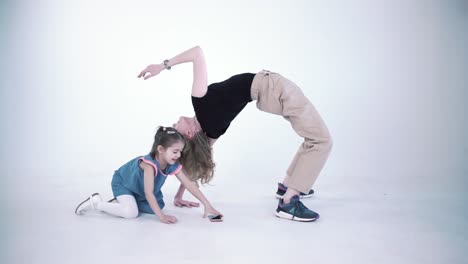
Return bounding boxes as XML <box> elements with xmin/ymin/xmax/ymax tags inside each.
<box><xmin>3</xmin><ymin>163</ymin><xmax>467</xmax><ymax>264</ymax></box>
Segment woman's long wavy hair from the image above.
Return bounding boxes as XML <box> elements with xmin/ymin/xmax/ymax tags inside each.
<box><xmin>178</xmin><ymin>131</ymin><xmax>215</xmax><ymax>184</ymax></box>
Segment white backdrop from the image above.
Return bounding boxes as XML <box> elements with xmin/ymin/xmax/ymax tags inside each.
<box><xmin>2</xmin><ymin>0</ymin><xmax>466</xmax><ymax>194</ymax></box>
<box><xmin>1</xmin><ymin>0</ymin><xmax>467</xmax><ymax>263</ymax></box>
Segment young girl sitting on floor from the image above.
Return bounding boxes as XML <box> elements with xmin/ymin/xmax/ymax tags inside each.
<box><xmin>75</xmin><ymin>126</ymin><xmax>222</xmax><ymax>224</ymax></box>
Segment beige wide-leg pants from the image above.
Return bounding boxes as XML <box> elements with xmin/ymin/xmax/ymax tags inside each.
<box><xmin>250</xmin><ymin>70</ymin><xmax>333</xmax><ymax>194</ymax></box>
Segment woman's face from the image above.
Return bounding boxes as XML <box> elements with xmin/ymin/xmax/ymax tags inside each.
<box><xmin>173</xmin><ymin>116</ymin><xmax>197</xmax><ymax>139</ymax></box>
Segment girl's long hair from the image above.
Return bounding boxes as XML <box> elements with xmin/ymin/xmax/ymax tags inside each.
<box><xmin>179</xmin><ymin>131</ymin><xmax>215</xmax><ymax>184</ymax></box>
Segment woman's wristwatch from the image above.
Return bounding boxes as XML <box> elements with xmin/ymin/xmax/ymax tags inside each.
<box><xmin>163</xmin><ymin>59</ymin><xmax>171</xmax><ymax>70</ymax></box>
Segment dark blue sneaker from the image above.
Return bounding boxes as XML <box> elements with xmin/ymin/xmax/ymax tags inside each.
<box><xmin>275</xmin><ymin>183</ymin><xmax>314</xmax><ymax>199</ymax></box>
<box><xmin>275</xmin><ymin>195</ymin><xmax>319</xmax><ymax>222</ymax></box>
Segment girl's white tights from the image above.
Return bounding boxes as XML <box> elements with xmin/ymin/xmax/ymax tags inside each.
<box><xmin>96</xmin><ymin>194</ymin><xmax>139</xmax><ymax>219</ymax></box>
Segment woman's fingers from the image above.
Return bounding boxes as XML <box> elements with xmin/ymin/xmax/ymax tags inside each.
<box><xmin>188</xmin><ymin>201</ymin><xmax>200</xmax><ymax>207</ymax></box>
<box><xmin>137</xmin><ymin>68</ymin><xmax>148</xmax><ymax>78</ymax></box>
<box><xmin>174</xmin><ymin>199</ymin><xmax>200</xmax><ymax>208</ymax></box>
<box><xmin>144</xmin><ymin>73</ymin><xmax>155</xmax><ymax>80</ymax></box>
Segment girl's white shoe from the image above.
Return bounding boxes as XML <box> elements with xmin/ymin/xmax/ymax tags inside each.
<box><xmin>75</xmin><ymin>193</ymin><xmax>102</xmax><ymax>215</ymax></box>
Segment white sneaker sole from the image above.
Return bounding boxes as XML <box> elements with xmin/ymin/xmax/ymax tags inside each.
<box><xmin>275</xmin><ymin>211</ymin><xmax>318</xmax><ymax>222</ymax></box>
<box><xmin>275</xmin><ymin>193</ymin><xmax>314</xmax><ymax>199</ymax></box>
<box><xmin>75</xmin><ymin>193</ymin><xmax>100</xmax><ymax>215</ymax></box>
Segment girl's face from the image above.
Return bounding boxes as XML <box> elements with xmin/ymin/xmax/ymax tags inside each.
<box><xmin>173</xmin><ymin>116</ymin><xmax>199</xmax><ymax>139</ymax></box>
<box><xmin>158</xmin><ymin>141</ymin><xmax>185</xmax><ymax>165</ymax></box>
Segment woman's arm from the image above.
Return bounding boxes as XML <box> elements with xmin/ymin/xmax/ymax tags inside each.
<box><xmin>174</xmin><ymin>183</ymin><xmax>200</xmax><ymax>208</ymax></box>
<box><xmin>140</xmin><ymin>162</ymin><xmax>177</xmax><ymax>224</ymax></box>
<box><xmin>137</xmin><ymin>46</ymin><xmax>208</xmax><ymax>97</ymax></box>
<box><xmin>175</xmin><ymin>170</ymin><xmax>222</xmax><ymax>217</ymax></box>
<box><xmin>174</xmin><ymin>139</ymin><xmax>216</xmax><ymax>206</ymax></box>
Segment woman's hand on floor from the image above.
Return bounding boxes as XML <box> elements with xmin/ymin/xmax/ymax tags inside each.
<box><xmin>174</xmin><ymin>197</ymin><xmax>200</xmax><ymax>208</ymax></box>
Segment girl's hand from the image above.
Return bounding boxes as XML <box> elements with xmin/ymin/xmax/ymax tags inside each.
<box><xmin>157</xmin><ymin>213</ymin><xmax>178</xmax><ymax>224</ymax></box>
<box><xmin>174</xmin><ymin>197</ymin><xmax>200</xmax><ymax>208</ymax></box>
<box><xmin>137</xmin><ymin>64</ymin><xmax>165</xmax><ymax>80</ymax></box>
<box><xmin>203</xmin><ymin>206</ymin><xmax>223</xmax><ymax>218</ymax></box>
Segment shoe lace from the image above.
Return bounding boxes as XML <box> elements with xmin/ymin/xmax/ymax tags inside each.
<box><xmin>293</xmin><ymin>200</ymin><xmax>307</xmax><ymax>218</ymax></box>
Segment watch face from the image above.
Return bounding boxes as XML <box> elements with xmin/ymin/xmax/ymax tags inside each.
<box><xmin>164</xmin><ymin>60</ymin><xmax>171</xmax><ymax>70</ymax></box>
